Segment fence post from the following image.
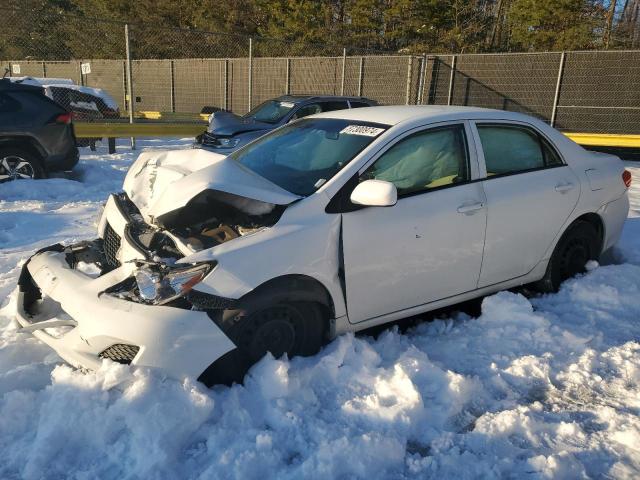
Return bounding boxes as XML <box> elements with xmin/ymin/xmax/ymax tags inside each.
<box><xmin>285</xmin><ymin>58</ymin><xmax>290</xmax><ymax>95</ymax></box>
<box><xmin>79</xmin><ymin>61</ymin><xmax>84</xmax><ymax>86</ymax></box>
<box><xmin>357</xmin><ymin>57</ymin><xmax>364</xmax><ymax>97</ymax></box>
<box><xmin>340</xmin><ymin>48</ymin><xmax>346</xmax><ymax>96</ymax></box>
<box><xmin>551</xmin><ymin>51</ymin><xmax>566</xmax><ymax>127</ymax></box>
<box><xmin>417</xmin><ymin>53</ymin><xmax>427</xmax><ymax>104</ymax></box>
<box><xmin>405</xmin><ymin>56</ymin><xmax>413</xmax><ymax>104</ymax></box>
<box><xmin>124</xmin><ymin>23</ymin><xmax>136</xmax><ymax>150</ymax></box>
<box><xmin>169</xmin><ymin>60</ymin><xmax>175</xmax><ymax>113</ymax></box>
<box><xmin>248</xmin><ymin>37</ymin><xmax>253</xmax><ymax>112</ymax></box>
<box><xmin>121</xmin><ymin>60</ymin><xmax>127</xmax><ymax>116</ymax></box>
<box><xmin>447</xmin><ymin>55</ymin><xmax>456</xmax><ymax>106</ymax></box>
<box><xmin>223</xmin><ymin>59</ymin><xmax>229</xmax><ymax>111</ymax></box>
<box><xmin>41</xmin><ymin>61</ymin><xmax>46</xmax><ymax>77</ymax></box>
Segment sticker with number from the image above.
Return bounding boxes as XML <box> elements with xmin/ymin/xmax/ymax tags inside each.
<box><xmin>340</xmin><ymin>125</ymin><xmax>385</xmax><ymax>136</ymax></box>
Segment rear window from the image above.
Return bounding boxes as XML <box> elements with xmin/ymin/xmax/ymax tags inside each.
<box><xmin>350</xmin><ymin>101</ymin><xmax>372</xmax><ymax>108</ymax></box>
<box><xmin>320</xmin><ymin>101</ymin><xmax>349</xmax><ymax>112</ymax></box>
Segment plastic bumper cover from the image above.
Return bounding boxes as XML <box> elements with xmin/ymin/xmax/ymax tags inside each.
<box><xmin>45</xmin><ymin>145</ymin><xmax>80</xmax><ymax>172</ymax></box>
<box><xmin>599</xmin><ymin>192</ymin><xmax>630</xmax><ymax>252</ymax></box>
<box><xmin>16</xmin><ymin>249</ymin><xmax>236</xmax><ymax>380</ymax></box>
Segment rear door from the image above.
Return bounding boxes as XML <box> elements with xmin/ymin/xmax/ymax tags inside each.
<box><xmin>472</xmin><ymin>121</ymin><xmax>580</xmax><ymax>287</ymax></box>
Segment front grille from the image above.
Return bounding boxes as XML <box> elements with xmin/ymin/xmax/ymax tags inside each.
<box><xmin>103</xmin><ymin>223</ymin><xmax>121</xmax><ymax>269</ymax></box>
<box><xmin>98</xmin><ymin>344</ymin><xmax>140</xmax><ymax>364</ymax></box>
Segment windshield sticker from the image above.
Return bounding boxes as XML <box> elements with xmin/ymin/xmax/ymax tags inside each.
<box><xmin>340</xmin><ymin>125</ymin><xmax>385</xmax><ymax>137</ymax></box>
<box><xmin>279</xmin><ymin>101</ymin><xmax>295</xmax><ymax>108</ymax></box>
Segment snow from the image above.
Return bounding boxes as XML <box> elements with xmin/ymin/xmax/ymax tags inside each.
<box><xmin>1</xmin><ymin>140</ymin><xmax>639</xmax><ymax>479</ymax></box>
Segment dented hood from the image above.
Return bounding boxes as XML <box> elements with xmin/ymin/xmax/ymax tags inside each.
<box><xmin>123</xmin><ymin>148</ymin><xmax>301</xmax><ymax>222</ymax></box>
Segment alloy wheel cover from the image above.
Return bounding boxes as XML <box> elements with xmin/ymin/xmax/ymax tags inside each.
<box><xmin>0</xmin><ymin>156</ymin><xmax>35</xmax><ymax>181</ymax></box>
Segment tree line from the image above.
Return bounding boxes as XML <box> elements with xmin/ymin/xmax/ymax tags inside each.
<box><xmin>2</xmin><ymin>0</ymin><xmax>639</xmax><ymax>60</ymax></box>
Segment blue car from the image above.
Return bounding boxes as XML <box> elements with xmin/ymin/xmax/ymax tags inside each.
<box><xmin>196</xmin><ymin>95</ymin><xmax>377</xmax><ymax>154</ymax></box>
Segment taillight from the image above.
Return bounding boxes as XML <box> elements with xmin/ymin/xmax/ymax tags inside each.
<box><xmin>54</xmin><ymin>112</ymin><xmax>73</xmax><ymax>124</ymax></box>
<box><xmin>622</xmin><ymin>170</ymin><xmax>632</xmax><ymax>188</ymax></box>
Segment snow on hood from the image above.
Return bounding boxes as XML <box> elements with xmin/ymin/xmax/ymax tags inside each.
<box><xmin>123</xmin><ymin>148</ymin><xmax>301</xmax><ymax>222</ymax></box>
<box><xmin>207</xmin><ymin>110</ymin><xmax>273</xmax><ymax>136</ymax></box>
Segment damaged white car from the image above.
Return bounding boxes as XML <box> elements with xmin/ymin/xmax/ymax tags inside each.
<box><xmin>16</xmin><ymin>106</ymin><xmax>631</xmax><ymax>385</ymax></box>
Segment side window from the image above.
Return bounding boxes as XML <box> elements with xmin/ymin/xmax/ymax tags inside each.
<box><xmin>362</xmin><ymin>125</ymin><xmax>469</xmax><ymax>197</ymax></box>
<box><xmin>477</xmin><ymin>124</ymin><xmax>561</xmax><ymax>176</ymax></box>
<box><xmin>291</xmin><ymin>103</ymin><xmax>322</xmax><ymax>120</ymax></box>
<box><xmin>349</xmin><ymin>101</ymin><xmax>371</xmax><ymax>108</ymax></box>
<box><xmin>542</xmin><ymin>139</ymin><xmax>564</xmax><ymax>166</ymax></box>
<box><xmin>0</xmin><ymin>93</ymin><xmax>21</xmax><ymax>113</ymax></box>
<box><xmin>320</xmin><ymin>101</ymin><xmax>349</xmax><ymax>112</ymax></box>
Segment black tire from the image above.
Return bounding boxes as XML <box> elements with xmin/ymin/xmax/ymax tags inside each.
<box><xmin>534</xmin><ymin>220</ymin><xmax>600</xmax><ymax>293</ymax></box>
<box><xmin>0</xmin><ymin>147</ymin><xmax>45</xmax><ymax>183</ymax></box>
<box><xmin>199</xmin><ymin>298</ymin><xmax>326</xmax><ymax>387</ymax></box>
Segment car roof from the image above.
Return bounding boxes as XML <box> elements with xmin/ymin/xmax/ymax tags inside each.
<box><xmin>0</xmin><ymin>78</ymin><xmax>43</xmax><ymax>93</ymax></box>
<box><xmin>274</xmin><ymin>95</ymin><xmax>374</xmax><ymax>104</ymax></box>
<box><xmin>312</xmin><ymin>105</ymin><xmax>537</xmax><ymax>126</ymax></box>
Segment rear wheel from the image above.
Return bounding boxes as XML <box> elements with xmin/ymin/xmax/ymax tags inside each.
<box><xmin>534</xmin><ymin>220</ymin><xmax>600</xmax><ymax>293</ymax></box>
<box><xmin>199</xmin><ymin>300</ymin><xmax>326</xmax><ymax>387</ymax></box>
<box><xmin>0</xmin><ymin>148</ymin><xmax>44</xmax><ymax>183</ymax></box>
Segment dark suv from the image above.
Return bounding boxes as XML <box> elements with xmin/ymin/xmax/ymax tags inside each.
<box><xmin>0</xmin><ymin>78</ymin><xmax>79</xmax><ymax>181</ymax></box>
<box><xmin>196</xmin><ymin>95</ymin><xmax>378</xmax><ymax>154</ymax></box>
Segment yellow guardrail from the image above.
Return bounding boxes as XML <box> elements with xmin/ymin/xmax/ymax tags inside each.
<box><xmin>563</xmin><ymin>133</ymin><xmax>640</xmax><ymax>148</ymax></box>
<box><xmin>136</xmin><ymin>111</ymin><xmax>210</xmax><ymax>122</ymax></box>
<box><xmin>75</xmin><ymin>122</ymin><xmax>205</xmax><ymax>138</ymax></box>
<box><xmin>75</xmin><ymin>121</ymin><xmax>640</xmax><ymax>149</ymax></box>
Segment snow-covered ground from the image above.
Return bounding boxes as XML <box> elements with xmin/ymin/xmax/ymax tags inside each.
<box><xmin>1</xmin><ymin>139</ymin><xmax>639</xmax><ymax>479</ymax></box>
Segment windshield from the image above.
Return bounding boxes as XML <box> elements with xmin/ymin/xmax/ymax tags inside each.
<box><xmin>243</xmin><ymin>100</ymin><xmax>296</xmax><ymax>124</ymax></box>
<box><xmin>230</xmin><ymin>118</ymin><xmax>389</xmax><ymax>196</ymax></box>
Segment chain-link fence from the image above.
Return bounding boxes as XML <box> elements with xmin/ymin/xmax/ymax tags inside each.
<box><xmin>2</xmin><ymin>7</ymin><xmax>640</xmax><ymax>134</ymax></box>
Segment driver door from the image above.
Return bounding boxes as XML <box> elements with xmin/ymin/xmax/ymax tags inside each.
<box><xmin>341</xmin><ymin>122</ymin><xmax>487</xmax><ymax>324</ymax></box>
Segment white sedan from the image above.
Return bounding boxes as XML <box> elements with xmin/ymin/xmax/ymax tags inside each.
<box><xmin>16</xmin><ymin>106</ymin><xmax>631</xmax><ymax>385</ymax></box>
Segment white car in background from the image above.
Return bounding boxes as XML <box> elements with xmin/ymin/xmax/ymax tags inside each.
<box><xmin>16</xmin><ymin>106</ymin><xmax>631</xmax><ymax>386</ymax></box>
<box><xmin>8</xmin><ymin>77</ymin><xmax>119</xmax><ymax>115</ymax></box>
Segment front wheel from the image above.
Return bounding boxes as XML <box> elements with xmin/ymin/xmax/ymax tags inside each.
<box><xmin>0</xmin><ymin>148</ymin><xmax>45</xmax><ymax>183</ymax></box>
<box><xmin>534</xmin><ymin>220</ymin><xmax>600</xmax><ymax>293</ymax></box>
<box><xmin>199</xmin><ymin>300</ymin><xmax>326</xmax><ymax>386</ymax></box>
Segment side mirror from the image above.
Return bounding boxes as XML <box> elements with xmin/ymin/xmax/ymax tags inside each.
<box><xmin>350</xmin><ymin>179</ymin><xmax>397</xmax><ymax>207</ymax></box>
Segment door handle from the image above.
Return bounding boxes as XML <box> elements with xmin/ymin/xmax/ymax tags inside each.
<box><xmin>457</xmin><ymin>202</ymin><xmax>484</xmax><ymax>214</ymax></box>
<box><xmin>555</xmin><ymin>183</ymin><xmax>575</xmax><ymax>193</ymax></box>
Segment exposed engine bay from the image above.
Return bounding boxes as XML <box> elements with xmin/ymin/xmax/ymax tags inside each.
<box><xmin>38</xmin><ymin>190</ymin><xmax>285</xmax><ymax>310</ymax></box>
<box><xmin>152</xmin><ymin>189</ymin><xmax>286</xmax><ymax>253</ymax></box>
<box><xmin>108</xmin><ymin>190</ymin><xmax>286</xmax><ymax>263</ymax></box>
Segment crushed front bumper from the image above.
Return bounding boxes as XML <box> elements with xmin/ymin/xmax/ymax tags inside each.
<box><xmin>15</xmin><ymin>247</ymin><xmax>236</xmax><ymax>380</ymax></box>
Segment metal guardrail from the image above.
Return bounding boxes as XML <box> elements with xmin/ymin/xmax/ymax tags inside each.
<box><xmin>75</xmin><ymin>122</ymin><xmax>205</xmax><ymax>138</ymax></box>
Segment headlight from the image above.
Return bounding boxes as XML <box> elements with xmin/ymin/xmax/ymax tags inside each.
<box><xmin>215</xmin><ymin>137</ymin><xmax>240</xmax><ymax>148</ymax></box>
<box><xmin>133</xmin><ymin>263</ymin><xmax>211</xmax><ymax>305</ymax></box>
